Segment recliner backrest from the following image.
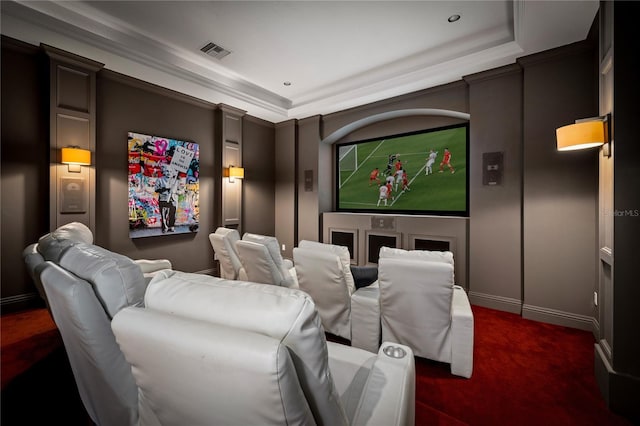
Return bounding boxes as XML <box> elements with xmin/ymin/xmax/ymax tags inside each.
<box><xmin>236</xmin><ymin>233</ymin><xmax>296</xmax><ymax>287</ymax></box>
<box><xmin>293</xmin><ymin>240</ymin><xmax>356</xmax><ymax>340</ymax></box>
<box><xmin>143</xmin><ymin>270</ymin><xmax>348</xmax><ymax>426</ymax></box>
<box><xmin>378</xmin><ymin>247</ymin><xmax>455</xmax><ymax>362</ymax></box>
<box><xmin>38</xmin><ymin>241</ymin><xmax>145</xmax><ymax>426</ymax></box>
<box><xmin>299</xmin><ymin>240</ymin><xmax>355</xmax><ymax>293</ymax></box>
<box><xmin>53</xmin><ymin>243</ymin><xmax>147</xmax><ymax>319</ymax></box>
<box><xmin>113</xmin><ymin>307</ymin><xmax>316</xmax><ymax>426</ymax></box>
<box><xmin>23</xmin><ymin>222</ymin><xmax>95</xmax><ymax>304</ymax></box>
<box><xmin>208</xmin><ymin>227</ymin><xmax>243</xmax><ymax>279</ymax></box>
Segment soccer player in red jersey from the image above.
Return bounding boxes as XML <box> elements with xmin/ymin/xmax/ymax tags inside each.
<box><xmin>439</xmin><ymin>148</ymin><xmax>455</xmax><ymax>173</ymax></box>
<box><xmin>369</xmin><ymin>167</ymin><xmax>381</xmax><ymax>186</ymax></box>
<box><xmin>386</xmin><ymin>181</ymin><xmax>394</xmax><ymax>201</ymax></box>
<box><xmin>401</xmin><ymin>173</ymin><xmax>411</xmax><ymax>192</ymax></box>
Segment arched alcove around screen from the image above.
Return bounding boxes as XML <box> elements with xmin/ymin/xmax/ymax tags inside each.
<box><xmin>321</xmin><ymin>108</ymin><xmax>470</xmax><ymax>145</ymax></box>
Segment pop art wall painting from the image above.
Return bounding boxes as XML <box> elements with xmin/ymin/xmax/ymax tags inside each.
<box><xmin>128</xmin><ymin>132</ymin><xmax>199</xmax><ymax>238</ymax></box>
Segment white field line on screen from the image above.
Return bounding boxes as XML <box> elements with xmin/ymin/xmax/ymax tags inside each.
<box><xmin>389</xmin><ymin>163</ymin><xmax>427</xmax><ymax>207</ymax></box>
<box><xmin>339</xmin><ymin>140</ymin><xmax>386</xmax><ymax>189</ymax></box>
<box><xmin>369</xmin><ymin>151</ymin><xmax>426</xmax><ymax>158</ymax></box>
<box><xmin>342</xmin><ymin>202</ymin><xmax>380</xmax><ymax>207</ymax></box>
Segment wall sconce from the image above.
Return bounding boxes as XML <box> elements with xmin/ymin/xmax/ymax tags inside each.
<box><xmin>61</xmin><ymin>147</ymin><xmax>91</xmax><ymax>172</ymax></box>
<box><xmin>224</xmin><ymin>165</ymin><xmax>244</xmax><ymax>183</ymax></box>
<box><xmin>556</xmin><ymin>115</ymin><xmax>610</xmax><ymax>157</ymax></box>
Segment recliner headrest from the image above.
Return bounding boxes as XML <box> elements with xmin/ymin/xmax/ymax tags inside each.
<box><xmin>57</xmin><ymin>243</ymin><xmax>146</xmax><ymax>319</ymax></box>
<box><xmin>37</xmin><ymin>222</ymin><xmax>94</xmax><ymax>263</ymax></box>
<box><xmin>298</xmin><ymin>240</ymin><xmax>355</xmax><ymax>293</ymax></box>
<box><xmin>242</xmin><ymin>233</ymin><xmax>284</xmax><ymax>266</ymax></box>
<box><xmin>379</xmin><ymin>246</ymin><xmax>454</xmax><ymax>265</ymax></box>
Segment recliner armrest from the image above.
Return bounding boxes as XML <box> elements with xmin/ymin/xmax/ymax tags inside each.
<box><xmin>134</xmin><ymin>259</ymin><xmax>172</xmax><ymax>274</ymax></box>
<box><xmin>350</xmin><ymin>265</ymin><xmax>378</xmax><ymax>289</ymax></box>
<box><xmin>283</xmin><ymin>258</ymin><xmax>294</xmax><ymax>269</ymax></box>
<box><xmin>450</xmin><ymin>285</ymin><xmax>474</xmax><ymax>378</ymax></box>
<box><xmin>352</xmin><ymin>341</ymin><xmax>415</xmax><ymax>426</ymax></box>
<box><xmin>351</xmin><ymin>281</ymin><xmax>380</xmax><ymax>353</ymax></box>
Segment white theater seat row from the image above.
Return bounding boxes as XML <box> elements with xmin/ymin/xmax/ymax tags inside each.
<box><xmin>209</xmin><ymin>229</ymin><xmax>474</xmax><ymax>378</ymax></box>
<box><xmin>23</xmin><ymin>222</ymin><xmax>415</xmax><ymax>426</ymax></box>
<box><xmin>209</xmin><ymin>227</ymin><xmax>298</xmax><ymax>287</ymax></box>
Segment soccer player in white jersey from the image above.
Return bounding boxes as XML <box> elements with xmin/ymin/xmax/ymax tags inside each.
<box><xmin>394</xmin><ymin>168</ymin><xmax>404</xmax><ymax>191</ymax></box>
<box><xmin>425</xmin><ymin>149</ymin><xmax>438</xmax><ymax>175</ymax></box>
<box><xmin>385</xmin><ymin>174</ymin><xmax>394</xmax><ymax>187</ymax></box>
<box><xmin>377</xmin><ymin>184</ymin><xmax>389</xmax><ymax>206</ymax></box>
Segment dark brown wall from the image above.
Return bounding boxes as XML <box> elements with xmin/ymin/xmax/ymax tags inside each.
<box><xmin>1</xmin><ymin>37</ymin><xmax>277</xmax><ymax>307</ymax></box>
<box><xmin>95</xmin><ymin>71</ymin><xmax>217</xmax><ymax>273</ymax></box>
<box><xmin>466</xmin><ymin>64</ymin><xmax>523</xmax><ymax>312</ymax></box>
<box><xmin>611</xmin><ymin>0</ymin><xmax>640</xmax><ymax>406</ymax></box>
<box><xmin>1</xmin><ymin>36</ymin><xmax>48</xmax><ymax>310</ymax></box>
<box><xmin>297</xmin><ymin>39</ymin><xmax>599</xmax><ymax>329</ymax></box>
<box><xmin>519</xmin><ymin>41</ymin><xmax>598</xmax><ymax>322</ymax></box>
<box><xmin>242</xmin><ymin>116</ymin><xmax>275</xmax><ymax>236</ymax></box>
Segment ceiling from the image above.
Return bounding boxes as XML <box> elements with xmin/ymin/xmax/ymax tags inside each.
<box><xmin>1</xmin><ymin>1</ymin><xmax>599</xmax><ymax>123</ymax></box>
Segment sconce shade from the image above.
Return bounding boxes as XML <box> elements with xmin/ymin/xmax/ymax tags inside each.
<box><xmin>556</xmin><ymin>121</ymin><xmax>605</xmax><ymax>151</ymax></box>
<box><xmin>61</xmin><ymin>147</ymin><xmax>91</xmax><ymax>165</ymax></box>
<box><xmin>228</xmin><ymin>166</ymin><xmax>244</xmax><ymax>179</ymax></box>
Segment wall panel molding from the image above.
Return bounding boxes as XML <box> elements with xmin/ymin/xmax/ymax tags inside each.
<box><xmin>218</xmin><ymin>104</ymin><xmax>246</xmax><ymax>231</ymax></box>
<box><xmin>43</xmin><ymin>43</ymin><xmax>103</xmax><ymax>233</ymax></box>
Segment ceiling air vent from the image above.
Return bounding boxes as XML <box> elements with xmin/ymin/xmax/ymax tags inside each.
<box><xmin>200</xmin><ymin>42</ymin><xmax>231</xmax><ymax>60</ymax></box>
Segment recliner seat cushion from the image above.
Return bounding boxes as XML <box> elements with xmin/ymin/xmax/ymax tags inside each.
<box><xmin>145</xmin><ymin>270</ymin><xmax>348</xmax><ymax>425</ymax></box>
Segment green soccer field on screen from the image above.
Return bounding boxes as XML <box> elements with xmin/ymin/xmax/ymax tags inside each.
<box><xmin>336</xmin><ymin>123</ymin><xmax>468</xmax><ymax>216</ymax></box>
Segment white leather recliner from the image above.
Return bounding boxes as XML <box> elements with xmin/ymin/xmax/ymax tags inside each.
<box><xmin>208</xmin><ymin>226</ymin><xmax>247</xmax><ymax>280</ymax></box>
<box><xmin>377</xmin><ymin>246</ymin><xmax>474</xmax><ymax>378</ymax></box>
<box><xmin>21</xmin><ymin>222</ymin><xmax>173</xmax><ymax>426</ymax></box>
<box><xmin>293</xmin><ymin>240</ymin><xmax>381</xmax><ymax>351</ymax></box>
<box><xmin>23</xmin><ymin>222</ymin><xmax>171</xmax><ymax>305</ymax></box>
<box><xmin>112</xmin><ymin>269</ymin><xmax>416</xmax><ymax>426</ymax></box>
<box><xmin>235</xmin><ymin>232</ymin><xmax>298</xmax><ymax>287</ymax></box>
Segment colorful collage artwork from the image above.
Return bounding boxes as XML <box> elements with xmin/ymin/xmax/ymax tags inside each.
<box><xmin>128</xmin><ymin>132</ymin><xmax>199</xmax><ymax>238</ymax></box>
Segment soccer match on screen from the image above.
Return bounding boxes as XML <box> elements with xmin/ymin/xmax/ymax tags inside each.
<box><xmin>336</xmin><ymin>124</ymin><xmax>468</xmax><ymax>215</ymax></box>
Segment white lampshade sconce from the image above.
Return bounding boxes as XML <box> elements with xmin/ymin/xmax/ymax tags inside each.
<box><xmin>556</xmin><ymin>115</ymin><xmax>610</xmax><ymax>157</ymax></box>
<box><xmin>61</xmin><ymin>147</ymin><xmax>92</xmax><ymax>172</ymax></box>
<box><xmin>224</xmin><ymin>165</ymin><xmax>244</xmax><ymax>183</ymax></box>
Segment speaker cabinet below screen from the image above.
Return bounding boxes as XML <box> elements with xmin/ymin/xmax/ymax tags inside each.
<box><xmin>413</xmin><ymin>238</ymin><xmax>450</xmax><ymax>252</ymax></box>
<box><xmin>330</xmin><ymin>230</ymin><xmax>356</xmax><ymax>261</ymax></box>
<box><xmin>367</xmin><ymin>233</ymin><xmax>399</xmax><ymax>264</ymax></box>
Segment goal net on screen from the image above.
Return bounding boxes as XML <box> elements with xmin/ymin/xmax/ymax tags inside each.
<box><xmin>338</xmin><ymin>145</ymin><xmax>357</xmax><ymax>186</ymax></box>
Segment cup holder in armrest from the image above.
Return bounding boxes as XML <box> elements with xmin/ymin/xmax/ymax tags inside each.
<box><xmin>383</xmin><ymin>345</ymin><xmax>407</xmax><ymax>359</ymax></box>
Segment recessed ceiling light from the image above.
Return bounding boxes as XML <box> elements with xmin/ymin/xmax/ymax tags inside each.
<box><xmin>448</xmin><ymin>14</ymin><xmax>461</xmax><ymax>23</ymax></box>
<box><xmin>283</xmin><ymin>81</ymin><xmax>292</xmax><ymax>86</ymax></box>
